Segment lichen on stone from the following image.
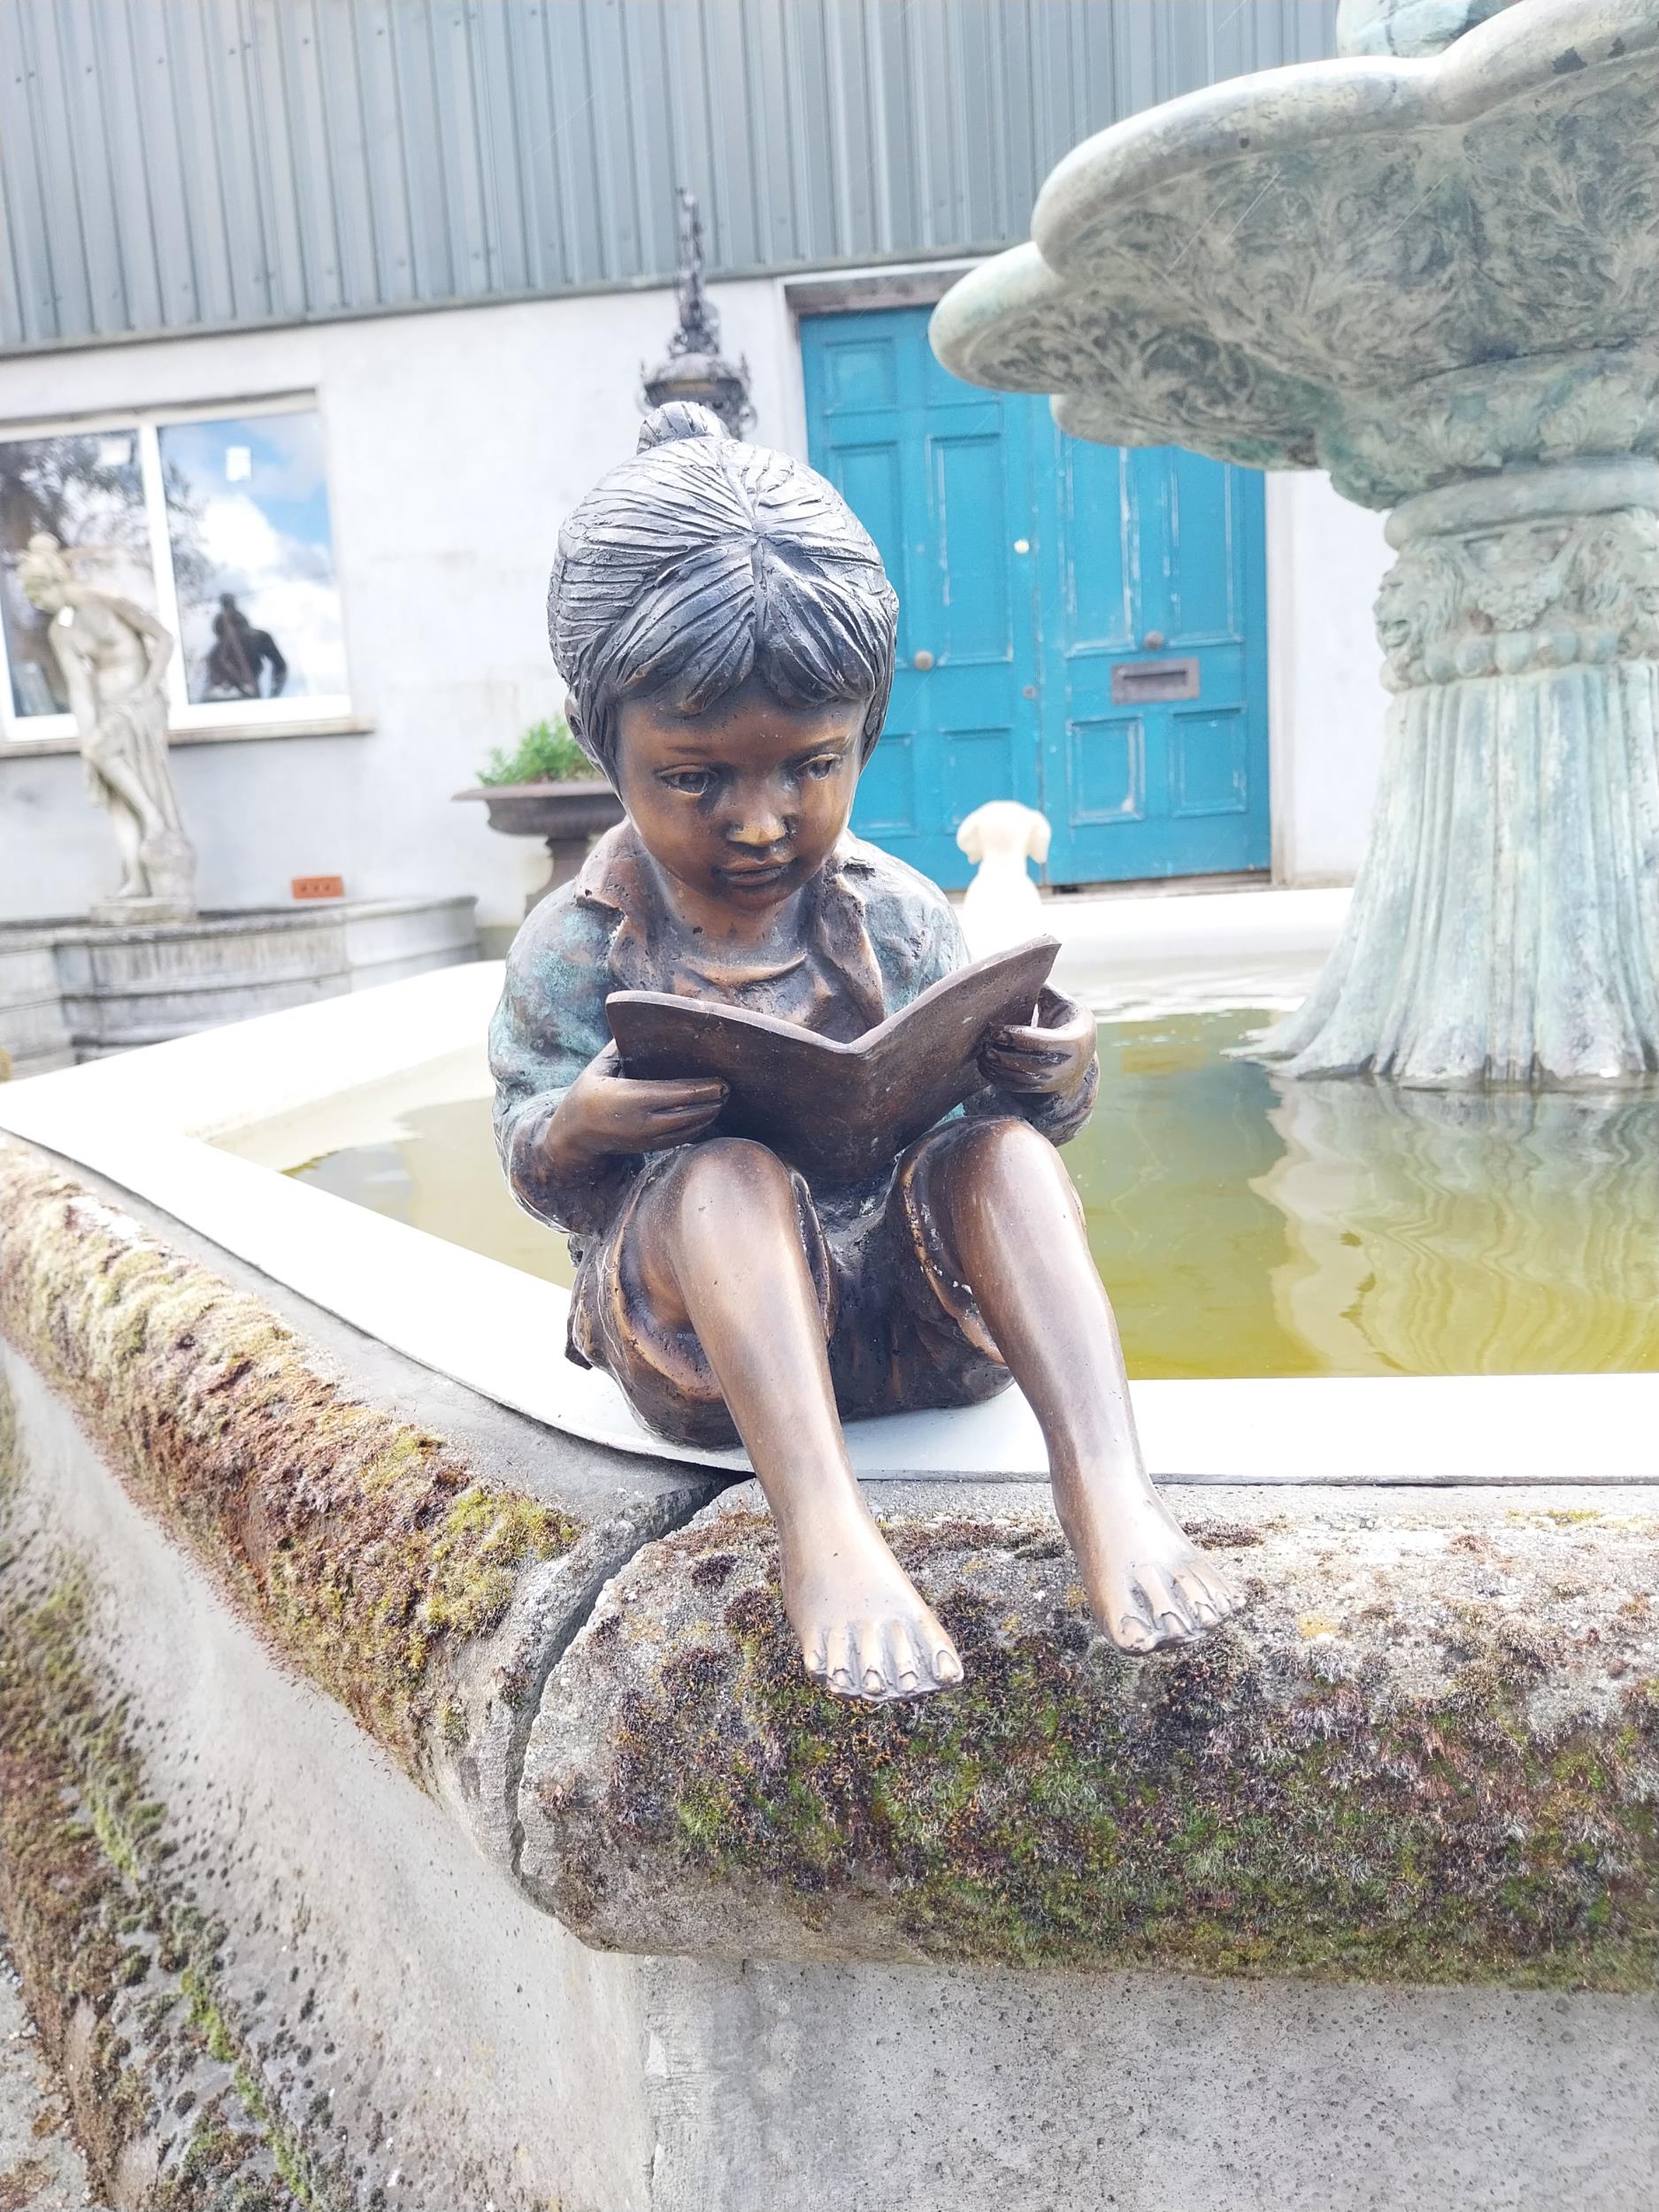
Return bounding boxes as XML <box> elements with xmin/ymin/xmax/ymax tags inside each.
<box><xmin>0</xmin><ymin>1143</ymin><xmax>580</xmax><ymax>1777</ymax></box>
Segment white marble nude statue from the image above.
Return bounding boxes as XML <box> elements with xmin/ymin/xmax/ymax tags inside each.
<box><xmin>19</xmin><ymin>533</ymin><xmax>196</xmax><ymax>922</ymax></box>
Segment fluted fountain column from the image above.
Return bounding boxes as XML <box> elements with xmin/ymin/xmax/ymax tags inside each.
<box><xmin>1257</xmin><ymin>458</ymin><xmax>1659</xmax><ymax>1084</ymax></box>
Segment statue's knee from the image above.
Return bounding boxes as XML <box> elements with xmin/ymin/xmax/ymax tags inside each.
<box><xmin>944</xmin><ymin>1118</ymin><xmax>1079</xmax><ymax>1227</ymax></box>
<box><xmin>675</xmin><ymin>1135</ymin><xmax>795</xmax><ymax>1208</ymax></box>
<box><xmin>958</xmin><ymin>1113</ymin><xmax>1053</xmax><ymax>1172</ymax></box>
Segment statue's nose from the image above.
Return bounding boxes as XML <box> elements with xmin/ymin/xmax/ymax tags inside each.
<box><xmin>728</xmin><ymin>809</ymin><xmax>788</xmax><ymax>849</ymax></box>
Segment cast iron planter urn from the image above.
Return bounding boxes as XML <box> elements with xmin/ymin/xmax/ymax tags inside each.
<box><xmin>453</xmin><ymin>779</ymin><xmax>624</xmax><ymax>912</ymax></box>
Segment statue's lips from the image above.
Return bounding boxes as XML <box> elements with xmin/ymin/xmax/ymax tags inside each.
<box><xmin>717</xmin><ymin>858</ymin><xmax>794</xmax><ymax>887</ymax></box>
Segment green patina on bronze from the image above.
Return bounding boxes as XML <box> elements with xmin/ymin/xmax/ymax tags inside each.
<box><xmin>0</xmin><ymin>1144</ymin><xmax>580</xmax><ymax>1776</ymax></box>
<box><xmin>0</xmin><ymin>1388</ymin><xmax>334</xmax><ymax>2206</ymax></box>
<box><xmin>550</xmin><ymin>1509</ymin><xmax>1659</xmax><ymax>1988</ymax></box>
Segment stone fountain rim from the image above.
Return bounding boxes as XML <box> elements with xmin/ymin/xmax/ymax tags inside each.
<box><xmin>932</xmin><ymin>0</ymin><xmax>1658</xmax><ymax>393</ymax></box>
<box><xmin>4</xmin><ymin>918</ymin><xmax>1658</xmax><ymax>1490</ymax></box>
<box><xmin>1034</xmin><ymin>0</ymin><xmax>1655</xmax><ymax>273</ymax></box>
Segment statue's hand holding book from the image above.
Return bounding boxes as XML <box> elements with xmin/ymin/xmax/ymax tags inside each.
<box><xmin>606</xmin><ymin>936</ymin><xmax>1060</xmax><ymax>1188</ymax></box>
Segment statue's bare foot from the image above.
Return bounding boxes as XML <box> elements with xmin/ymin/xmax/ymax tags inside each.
<box><xmin>1071</xmin><ymin>1486</ymin><xmax>1246</xmax><ymax>1655</ymax></box>
<box><xmin>784</xmin><ymin>1512</ymin><xmax>963</xmax><ymax>1702</ymax></box>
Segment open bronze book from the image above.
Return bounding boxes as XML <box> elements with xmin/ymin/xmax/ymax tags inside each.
<box><xmin>606</xmin><ymin>936</ymin><xmax>1059</xmax><ymax>1187</ymax></box>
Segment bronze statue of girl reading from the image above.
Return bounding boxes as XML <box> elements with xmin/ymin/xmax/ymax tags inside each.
<box><xmin>492</xmin><ymin>403</ymin><xmax>1242</xmax><ymax>1702</ymax></box>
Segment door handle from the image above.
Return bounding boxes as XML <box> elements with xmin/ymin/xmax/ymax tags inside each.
<box><xmin>911</xmin><ymin>649</ymin><xmax>935</xmax><ymax>672</ymax></box>
<box><xmin>1141</xmin><ymin>629</ymin><xmax>1166</xmax><ymax>651</ymax></box>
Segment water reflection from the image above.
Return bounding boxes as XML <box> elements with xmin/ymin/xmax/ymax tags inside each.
<box><xmin>1071</xmin><ymin>1010</ymin><xmax>1319</xmax><ymax>1379</ymax></box>
<box><xmin>288</xmin><ymin>1094</ymin><xmax>574</xmax><ymax>1292</ymax></box>
<box><xmin>1259</xmin><ymin>1077</ymin><xmax>1659</xmax><ymax>1374</ymax></box>
<box><xmin>204</xmin><ymin>593</ymin><xmax>288</xmax><ymax>700</ymax></box>
<box><xmin>159</xmin><ymin>411</ymin><xmax>344</xmax><ymax>705</ymax></box>
<box><xmin>224</xmin><ymin>1010</ymin><xmax>1659</xmax><ymax>1382</ymax></box>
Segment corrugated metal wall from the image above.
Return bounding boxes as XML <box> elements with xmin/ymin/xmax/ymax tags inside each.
<box><xmin>0</xmin><ymin>0</ymin><xmax>1338</xmax><ymax>352</ymax></box>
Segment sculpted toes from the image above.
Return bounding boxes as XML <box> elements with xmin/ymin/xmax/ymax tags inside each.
<box><xmin>1084</xmin><ymin>1525</ymin><xmax>1253</xmax><ymax>1655</ymax></box>
<box><xmin>1116</xmin><ymin>1611</ymin><xmax>1157</xmax><ymax>1655</ymax></box>
<box><xmin>933</xmin><ymin>1640</ymin><xmax>964</xmax><ymax>1687</ymax></box>
<box><xmin>1136</xmin><ymin>1566</ymin><xmax>1196</xmax><ymax>1642</ymax></box>
<box><xmin>857</xmin><ymin>1620</ymin><xmax>887</xmax><ymax>1700</ymax></box>
<box><xmin>885</xmin><ymin>1622</ymin><xmax>923</xmax><ymax>1696</ymax></box>
<box><xmin>1100</xmin><ymin>1571</ymin><xmax>1156</xmax><ymax>1654</ymax></box>
<box><xmin>1174</xmin><ymin>1571</ymin><xmax>1223</xmax><ymax>1631</ymax></box>
<box><xmin>826</xmin><ymin>1628</ymin><xmax>860</xmax><ymax>1696</ymax></box>
<box><xmin>1212</xmin><ymin>1563</ymin><xmax>1246</xmax><ymax>1613</ymax></box>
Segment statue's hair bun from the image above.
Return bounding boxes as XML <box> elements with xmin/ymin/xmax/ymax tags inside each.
<box><xmin>636</xmin><ymin>401</ymin><xmax>729</xmax><ymax>453</ymax></box>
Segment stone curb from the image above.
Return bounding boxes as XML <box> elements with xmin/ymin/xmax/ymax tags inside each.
<box><xmin>0</xmin><ymin>1136</ymin><xmax>708</xmax><ymax>1876</ymax></box>
<box><xmin>6</xmin><ymin>1134</ymin><xmax>1659</xmax><ymax>2001</ymax></box>
<box><xmin>518</xmin><ymin>1478</ymin><xmax>1659</xmax><ymax>1986</ymax></box>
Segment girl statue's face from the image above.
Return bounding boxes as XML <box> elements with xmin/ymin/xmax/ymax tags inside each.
<box><xmin>611</xmin><ymin>674</ymin><xmax>867</xmax><ymax>919</ymax></box>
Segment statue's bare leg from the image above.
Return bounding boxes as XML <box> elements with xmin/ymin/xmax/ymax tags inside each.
<box><xmin>96</xmin><ymin>755</ymin><xmax>167</xmax><ymax>845</ymax></box>
<box><xmin>929</xmin><ymin>1117</ymin><xmax>1243</xmax><ymax>1654</ymax></box>
<box><xmin>634</xmin><ymin>1138</ymin><xmax>962</xmax><ymax>1701</ymax></box>
<box><xmin>107</xmin><ymin>798</ymin><xmax>146</xmax><ymax>896</ymax></box>
<box><xmin>92</xmin><ymin>757</ymin><xmax>168</xmax><ymax>895</ymax></box>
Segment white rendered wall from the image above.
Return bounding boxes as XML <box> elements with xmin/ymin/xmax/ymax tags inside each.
<box><xmin>1266</xmin><ymin>470</ymin><xmax>1394</xmax><ymax>887</ymax></box>
<box><xmin>0</xmin><ymin>285</ymin><xmax>1389</xmax><ymax>928</ymax></box>
<box><xmin>0</xmin><ymin>280</ymin><xmax>801</xmax><ymax>932</ymax></box>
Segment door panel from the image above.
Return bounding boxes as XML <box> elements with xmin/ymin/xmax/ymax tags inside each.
<box><xmin>1060</xmin><ymin>442</ymin><xmax>1134</xmax><ymax>649</ymax></box>
<box><xmin>821</xmin><ymin>333</ymin><xmax>899</xmax><ymax>410</ymax></box>
<box><xmin>933</xmin><ymin>432</ymin><xmax>1012</xmax><ymax>660</ymax></box>
<box><xmin>1067</xmin><ymin>714</ymin><xmax>1144</xmax><ymax>824</ymax></box>
<box><xmin>800</xmin><ymin>309</ymin><xmax>1040</xmax><ymax>887</ymax></box>
<box><xmin>1165</xmin><ymin>449</ymin><xmax>1237</xmax><ymax>640</ymax></box>
<box><xmin>855</xmin><ymin>728</ymin><xmax>918</xmax><ymax>833</ymax></box>
<box><xmin>1035</xmin><ymin>432</ymin><xmax>1267</xmax><ymax>882</ymax></box>
<box><xmin>1171</xmin><ymin>709</ymin><xmax>1250</xmax><ymax>817</ymax></box>
<box><xmin>800</xmin><ymin>307</ymin><xmax>1269</xmax><ymax>888</ymax></box>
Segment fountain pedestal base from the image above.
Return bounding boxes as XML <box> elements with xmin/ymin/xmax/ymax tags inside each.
<box><xmin>1256</xmin><ymin>460</ymin><xmax>1659</xmax><ymax>1086</ymax></box>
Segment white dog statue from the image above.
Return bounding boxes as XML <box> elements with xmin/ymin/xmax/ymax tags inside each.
<box><xmin>956</xmin><ymin>801</ymin><xmax>1051</xmax><ymax>958</ymax></box>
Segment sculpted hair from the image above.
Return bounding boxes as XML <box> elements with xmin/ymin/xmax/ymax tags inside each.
<box><xmin>549</xmin><ymin>403</ymin><xmax>899</xmax><ymax>779</ymax></box>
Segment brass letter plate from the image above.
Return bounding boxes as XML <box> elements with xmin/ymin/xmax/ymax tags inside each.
<box><xmin>1110</xmin><ymin>657</ymin><xmax>1200</xmax><ymax>704</ymax></box>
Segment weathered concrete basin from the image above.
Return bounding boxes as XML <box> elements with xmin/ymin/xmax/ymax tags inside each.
<box><xmin>1</xmin><ymin>1121</ymin><xmax>1656</xmax><ymax>2208</ymax></box>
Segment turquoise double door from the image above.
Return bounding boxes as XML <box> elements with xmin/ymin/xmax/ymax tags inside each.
<box><xmin>801</xmin><ymin>307</ymin><xmax>1269</xmax><ymax>891</ymax></box>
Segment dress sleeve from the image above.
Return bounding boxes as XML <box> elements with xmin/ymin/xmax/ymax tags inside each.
<box><xmin>488</xmin><ymin>891</ymin><xmax>639</xmax><ymax>1234</ymax></box>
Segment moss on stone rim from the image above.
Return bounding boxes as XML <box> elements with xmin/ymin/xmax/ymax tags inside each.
<box><xmin>539</xmin><ymin>1509</ymin><xmax>1659</xmax><ymax>1987</ymax></box>
<box><xmin>0</xmin><ymin>1142</ymin><xmax>580</xmax><ymax>1778</ymax></box>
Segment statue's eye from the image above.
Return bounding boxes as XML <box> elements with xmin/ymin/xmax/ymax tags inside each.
<box><xmin>660</xmin><ymin>768</ymin><xmax>713</xmax><ymax>796</ymax></box>
<box><xmin>802</xmin><ymin>754</ymin><xmax>841</xmax><ymax>780</ymax></box>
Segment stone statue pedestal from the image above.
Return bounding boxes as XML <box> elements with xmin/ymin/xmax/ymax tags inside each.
<box><xmin>0</xmin><ymin>896</ymin><xmax>479</xmax><ymax>1069</ymax></box>
<box><xmin>88</xmin><ymin>895</ymin><xmax>197</xmax><ymax>929</ymax></box>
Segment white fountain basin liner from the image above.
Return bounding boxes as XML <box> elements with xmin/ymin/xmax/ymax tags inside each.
<box><xmin>3</xmin><ymin>880</ymin><xmax>1655</xmax><ymax>1486</ymax></box>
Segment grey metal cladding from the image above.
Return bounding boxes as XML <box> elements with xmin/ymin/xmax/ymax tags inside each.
<box><xmin>0</xmin><ymin>0</ymin><xmax>1339</xmax><ymax>353</ymax></box>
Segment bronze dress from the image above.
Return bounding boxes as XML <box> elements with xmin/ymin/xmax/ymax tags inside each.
<box><xmin>490</xmin><ymin>823</ymin><xmax>1098</xmax><ymax>1449</ymax></box>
